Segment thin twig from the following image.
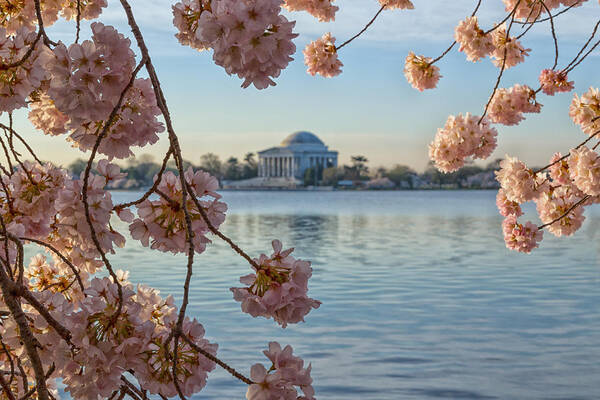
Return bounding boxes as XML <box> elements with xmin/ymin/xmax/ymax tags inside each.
<box><xmin>538</xmin><ymin>195</ymin><xmax>590</xmax><ymax>230</ymax></box>
<box><xmin>533</xmin><ymin>129</ymin><xmax>600</xmax><ymax>174</ymax></box>
<box><xmin>336</xmin><ymin>6</ymin><xmax>386</xmax><ymax>51</ymax></box>
<box><xmin>81</xmin><ymin>57</ymin><xmax>147</xmax><ymax>322</ymax></box>
<box><xmin>113</xmin><ymin>148</ymin><xmax>172</xmax><ymax>210</ymax></box>
<box><xmin>180</xmin><ymin>334</ymin><xmax>253</xmax><ymax>385</ymax></box>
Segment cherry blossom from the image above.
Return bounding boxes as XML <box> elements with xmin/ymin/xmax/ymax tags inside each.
<box><xmin>0</xmin><ymin>27</ymin><xmax>49</xmax><ymax>113</ymax></box>
<box><xmin>174</xmin><ymin>0</ymin><xmax>298</xmax><ymax>89</ymax></box>
<box><xmin>487</xmin><ymin>84</ymin><xmax>542</xmax><ymax>126</ymax></box>
<box><xmin>404</xmin><ymin>52</ymin><xmax>441</xmax><ymax>91</ymax></box>
<box><xmin>303</xmin><ymin>32</ymin><xmax>343</xmax><ymax>78</ymax></box>
<box><xmin>428</xmin><ymin>113</ymin><xmax>497</xmax><ymax>173</ymax></box>
<box><xmin>535</xmin><ymin>186</ymin><xmax>586</xmax><ymax>237</ymax></box>
<box><xmin>172</xmin><ymin>0</ymin><xmax>212</xmax><ymax>50</ymax></box>
<box><xmin>548</xmin><ymin>152</ymin><xmax>572</xmax><ymax>185</ymax></box>
<box><xmin>567</xmin><ymin>146</ymin><xmax>600</xmax><ymax>196</ymax></box>
<box><xmin>539</xmin><ymin>69</ymin><xmax>574</xmax><ymax>96</ymax></box>
<box><xmin>379</xmin><ymin>0</ymin><xmax>414</xmax><ymax>9</ymax></box>
<box><xmin>496</xmin><ymin>188</ymin><xmax>523</xmax><ymax>217</ymax></box>
<box><xmin>284</xmin><ymin>0</ymin><xmax>338</xmax><ymax>22</ymax></box>
<box><xmin>502</xmin><ymin>215</ymin><xmax>543</xmax><ymax>253</ymax></box>
<box><xmin>231</xmin><ymin>240</ymin><xmax>321</xmax><ymax>328</ymax></box>
<box><xmin>130</xmin><ymin>168</ymin><xmax>226</xmax><ymax>254</ymax></box>
<box><xmin>247</xmin><ymin>342</ymin><xmax>315</xmax><ymax>400</ymax></box>
<box><xmin>490</xmin><ymin>24</ymin><xmax>530</xmax><ymax>68</ymax></box>
<box><xmin>455</xmin><ymin>16</ymin><xmax>495</xmax><ymax>62</ymax></box>
<box><xmin>495</xmin><ymin>156</ymin><xmax>541</xmax><ymax>203</ymax></box>
<box><xmin>43</xmin><ymin>23</ymin><xmax>164</xmax><ymax>159</ymax></box>
<box><xmin>569</xmin><ymin>87</ymin><xmax>600</xmax><ymax>136</ymax></box>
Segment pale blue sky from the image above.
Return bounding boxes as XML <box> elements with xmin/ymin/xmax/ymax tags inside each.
<box><xmin>11</xmin><ymin>0</ymin><xmax>600</xmax><ymax>171</ymax></box>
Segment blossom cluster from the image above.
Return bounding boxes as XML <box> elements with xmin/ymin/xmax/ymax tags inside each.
<box><xmin>490</xmin><ymin>24</ymin><xmax>530</xmax><ymax>69</ymax></box>
<box><xmin>493</xmin><ymin>145</ymin><xmax>599</xmax><ymax>253</ymax></box>
<box><xmin>173</xmin><ymin>0</ymin><xmax>298</xmax><ymax>89</ymax></box>
<box><xmin>488</xmin><ymin>84</ymin><xmax>542</xmax><ymax>126</ymax></box>
<box><xmin>1</xmin><ymin>269</ymin><xmax>218</xmax><ymax>399</ymax></box>
<box><xmin>34</xmin><ymin>23</ymin><xmax>165</xmax><ymax>159</ymax></box>
<box><xmin>284</xmin><ymin>0</ymin><xmax>338</xmax><ymax>22</ymax></box>
<box><xmin>454</xmin><ymin>16</ymin><xmax>495</xmax><ymax>62</ymax></box>
<box><xmin>247</xmin><ymin>342</ymin><xmax>315</xmax><ymax>400</ymax></box>
<box><xmin>130</xmin><ymin>168</ymin><xmax>227</xmax><ymax>254</ymax></box>
<box><xmin>539</xmin><ymin>69</ymin><xmax>574</xmax><ymax>96</ymax></box>
<box><xmin>502</xmin><ymin>215</ymin><xmax>543</xmax><ymax>253</ymax></box>
<box><xmin>231</xmin><ymin>240</ymin><xmax>321</xmax><ymax>328</ymax></box>
<box><xmin>569</xmin><ymin>87</ymin><xmax>600</xmax><ymax>136</ymax></box>
<box><xmin>0</xmin><ymin>27</ymin><xmax>49</xmax><ymax>113</ymax></box>
<box><xmin>0</xmin><ymin>0</ymin><xmax>107</xmax><ymax>33</ymax></box>
<box><xmin>303</xmin><ymin>32</ymin><xmax>343</xmax><ymax>78</ymax></box>
<box><xmin>403</xmin><ymin>52</ymin><xmax>441</xmax><ymax>91</ymax></box>
<box><xmin>428</xmin><ymin>113</ymin><xmax>497</xmax><ymax>173</ymax></box>
<box><xmin>501</xmin><ymin>0</ymin><xmax>587</xmax><ymax>22</ymax></box>
<box><xmin>454</xmin><ymin>18</ymin><xmax>529</xmax><ymax>68</ymax></box>
<box><xmin>378</xmin><ymin>0</ymin><xmax>415</xmax><ymax>9</ymax></box>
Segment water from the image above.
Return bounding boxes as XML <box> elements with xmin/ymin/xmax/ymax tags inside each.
<box><xmin>107</xmin><ymin>191</ymin><xmax>599</xmax><ymax>399</ymax></box>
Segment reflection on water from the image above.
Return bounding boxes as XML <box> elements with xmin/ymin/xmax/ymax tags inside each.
<box><xmin>81</xmin><ymin>192</ymin><xmax>600</xmax><ymax>398</ymax></box>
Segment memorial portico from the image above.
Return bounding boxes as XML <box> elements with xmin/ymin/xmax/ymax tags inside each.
<box><xmin>257</xmin><ymin>131</ymin><xmax>338</xmax><ymax>179</ymax></box>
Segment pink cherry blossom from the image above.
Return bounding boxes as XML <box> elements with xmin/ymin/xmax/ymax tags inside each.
<box><xmin>487</xmin><ymin>84</ymin><xmax>542</xmax><ymax>126</ymax></box>
<box><xmin>404</xmin><ymin>52</ymin><xmax>441</xmax><ymax>91</ymax></box>
<box><xmin>539</xmin><ymin>69</ymin><xmax>574</xmax><ymax>96</ymax></box>
<box><xmin>496</xmin><ymin>189</ymin><xmax>523</xmax><ymax>217</ymax></box>
<box><xmin>567</xmin><ymin>146</ymin><xmax>600</xmax><ymax>196</ymax></box>
<box><xmin>231</xmin><ymin>240</ymin><xmax>321</xmax><ymax>328</ymax></box>
<box><xmin>501</xmin><ymin>0</ymin><xmax>563</xmax><ymax>21</ymax></box>
<box><xmin>379</xmin><ymin>0</ymin><xmax>414</xmax><ymax>9</ymax></box>
<box><xmin>569</xmin><ymin>87</ymin><xmax>600</xmax><ymax>136</ymax></box>
<box><xmin>53</xmin><ymin>172</ymin><xmax>125</xmax><ymax>273</ymax></box>
<box><xmin>548</xmin><ymin>152</ymin><xmax>572</xmax><ymax>185</ymax></box>
<box><xmin>284</xmin><ymin>0</ymin><xmax>338</xmax><ymax>22</ymax></box>
<box><xmin>429</xmin><ymin>113</ymin><xmax>498</xmax><ymax>173</ymax></box>
<box><xmin>303</xmin><ymin>32</ymin><xmax>343</xmax><ymax>78</ymax></box>
<box><xmin>247</xmin><ymin>342</ymin><xmax>315</xmax><ymax>400</ymax></box>
<box><xmin>1</xmin><ymin>161</ymin><xmax>67</xmax><ymax>238</ymax></box>
<box><xmin>44</xmin><ymin>24</ymin><xmax>164</xmax><ymax>159</ymax></box>
<box><xmin>455</xmin><ymin>16</ymin><xmax>495</xmax><ymax>62</ymax></box>
<box><xmin>0</xmin><ymin>27</ymin><xmax>49</xmax><ymax>113</ymax></box>
<box><xmin>172</xmin><ymin>0</ymin><xmax>212</xmax><ymax>50</ymax></box>
<box><xmin>28</xmin><ymin>90</ymin><xmax>70</xmax><ymax>136</ymax></box>
<box><xmin>136</xmin><ymin>316</ymin><xmax>217</xmax><ymax>397</ymax></box>
<box><xmin>535</xmin><ymin>186</ymin><xmax>586</xmax><ymax>237</ymax></box>
<box><xmin>175</xmin><ymin>0</ymin><xmax>298</xmax><ymax>89</ymax></box>
<box><xmin>502</xmin><ymin>215</ymin><xmax>543</xmax><ymax>253</ymax></box>
<box><xmin>495</xmin><ymin>155</ymin><xmax>541</xmax><ymax>203</ymax></box>
<box><xmin>490</xmin><ymin>24</ymin><xmax>530</xmax><ymax>68</ymax></box>
<box><xmin>130</xmin><ymin>168</ymin><xmax>226</xmax><ymax>254</ymax></box>
<box><xmin>60</xmin><ymin>0</ymin><xmax>108</xmax><ymax>22</ymax></box>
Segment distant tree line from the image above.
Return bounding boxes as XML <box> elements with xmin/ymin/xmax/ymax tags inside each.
<box><xmin>318</xmin><ymin>156</ymin><xmax>503</xmax><ymax>189</ymax></box>
<box><xmin>67</xmin><ymin>152</ymin><xmax>259</xmax><ymax>188</ymax></box>
<box><xmin>67</xmin><ymin>153</ymin><xmax>503</xmax><ymax>190</ymax></box>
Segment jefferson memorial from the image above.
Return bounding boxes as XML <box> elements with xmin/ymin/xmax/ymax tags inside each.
<box><xmin>257</xmin><ymin>131</ymin><xmax>338</xmax><ymax>179</ymax></box>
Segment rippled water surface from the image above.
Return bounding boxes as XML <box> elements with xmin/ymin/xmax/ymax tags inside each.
<box><xmin>108</xmin><ymin>190</ymin><xmax>600</xmax><ymax>400</ymax></box>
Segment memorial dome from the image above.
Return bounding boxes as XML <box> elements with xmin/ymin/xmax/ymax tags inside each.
<box><xmin>281</xmin><ymin>131</ymin><xmax>325</xmax><ymax>147</ymax></box>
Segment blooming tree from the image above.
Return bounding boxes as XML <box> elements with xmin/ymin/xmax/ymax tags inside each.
<box><xmin>0</xmin><ymin>0</ymin><xmax>598</xmax><ymax>399</ymax></box>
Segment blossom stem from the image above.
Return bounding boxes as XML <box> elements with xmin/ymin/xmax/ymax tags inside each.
<box><xmin>532</xmin><ymin>129</ymin><xmax>600</xmax><ymax>174</ymax></box>
<box><xmin>537</xmin><ymin>195</ymin><xmax>590</xmax><ymax>230</ymax></box>
<box><xmin>336</xmin><ymin>6</ymin><xmax>385</xmax><ymax>51</ymax></box>
<box><xmin>180</xmin><ymin>334</ymin><xmax>254</xmax><ymax>385</ymax></box>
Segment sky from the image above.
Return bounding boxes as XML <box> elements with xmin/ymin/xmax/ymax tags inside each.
<box><xmin>9</xmin><ymin>0</ymin><xmax>600</xmax><ymax>172</ymax></box>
